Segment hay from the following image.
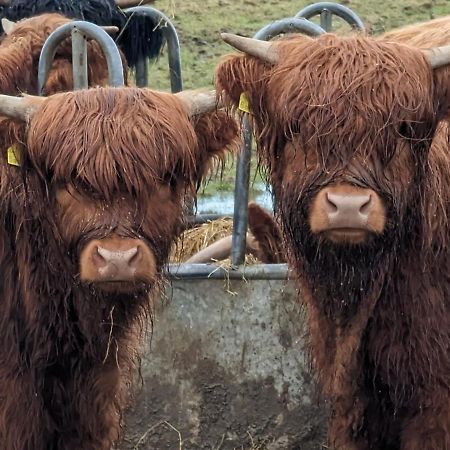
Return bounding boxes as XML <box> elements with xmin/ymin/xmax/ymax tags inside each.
<box><xmin>170</xmin><ymin>218</ymin><xmax>234</xmax><ymax>263</ymax></box>
<box><xmin>170</xmin><ymin>218</ymin><xmax>260</xmax><ymax>265</ymax></box>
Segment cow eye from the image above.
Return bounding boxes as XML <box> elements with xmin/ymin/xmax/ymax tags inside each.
<box><xmin>162</xmin><ymin>170</ymin><xmax>178</xmax><ymax>189</ymax></box>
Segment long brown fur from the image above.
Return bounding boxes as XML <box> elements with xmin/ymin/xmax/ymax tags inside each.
<box><xmin>216</xmin><ymin>29</ymin><xmax>450</xmax><ymax>450</ymax></box>
<box><xmin>0</xmin><ymin>87</ymin><xmax>237</xmax><ymax>450</ymax></box>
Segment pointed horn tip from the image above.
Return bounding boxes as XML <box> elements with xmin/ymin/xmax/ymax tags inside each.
<box><xmin>101</xmin><ymin>26</ymin><xmax>119</xmax><ymax>34</ymax></box>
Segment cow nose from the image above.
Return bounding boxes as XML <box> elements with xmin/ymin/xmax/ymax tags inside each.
<box><xmin>79</xmin><ymin>237</ymin><xmax>157</xmax><ymax>286</ymax></box>
<box><xmin>324</xmin><ymin>192</ymin><xmax>372</xmax><ymax>228</ymax></box>
<box><xmin>94</xmin><ymin>245</ymin><xmax>140</xmax><ymax>280</ymax></box>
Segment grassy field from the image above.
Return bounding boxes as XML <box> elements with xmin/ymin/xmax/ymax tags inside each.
<box><xmin>144</xmin><ymin>0</ymin><xmax>450</xmax><ymax>209</ymax></box>
<box><xmin>148</xmin><ymin>0</ymin><xmax>449</xmax><ymax>90</ymax></box>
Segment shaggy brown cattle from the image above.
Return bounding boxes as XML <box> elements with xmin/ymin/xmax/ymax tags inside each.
<box><xmin>0</xmin><ymin>87</ymin><xmax>237</xmax><ymax>450</ymax></box>
<box><xmin>215</xmin><ymin>27</ymin><xmax>450</xmax><ymax>449</ymax></box>
<box><xmin>0</xmin><ymin>13</ymin><xmax>127</xmax><ymax>95</ymax></box>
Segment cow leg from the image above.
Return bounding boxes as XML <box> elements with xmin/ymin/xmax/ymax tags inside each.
<box><xmin>327</xmin><ymin>394</ymin><xmax>369</xmax><ymax>450</ymax></box>
<box><xmin>58</xmin><ymin>363</ymin><xmax>127</xmax><ymax>450</ymax></box>
<box><xmin>0</xmin><ymin>372</ymin><xmax>48</xmax><ymax>450</ymax></box>
<box><xmin>400</xmin><ymin>393</ymin><xmax>450</xmax><ymax>450</ymax></box>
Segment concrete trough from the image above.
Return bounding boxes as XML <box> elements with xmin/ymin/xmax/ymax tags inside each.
<box><xmin>122</xmin><ymin>279</ymin><xmax>326</xmax><ymax>449</ymax></box>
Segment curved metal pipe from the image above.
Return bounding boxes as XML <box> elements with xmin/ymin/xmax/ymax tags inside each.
<box><xmin>124</xmin><ymin>6</ymin><xmax>182</xmax><ymax>92</ymax></box>
<box><xmin>296</xmin><ymin>2</ymin><xmax>365</xmax><ymax>32</ymax></box>
<box><xmin>38</xmin><ymin>21</ymin><xmax>124</xmax><ymax>94</ymax></box>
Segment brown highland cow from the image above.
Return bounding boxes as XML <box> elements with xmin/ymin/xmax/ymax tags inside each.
<box><xmin>215</xmin><ymin>21</ymin><xmax>450</xmax><ymax>450</ymax></box>
<box><xmin>0</xmin><ymin>88</ymin><xmax>237</xmax><ymax>450</ymax></box>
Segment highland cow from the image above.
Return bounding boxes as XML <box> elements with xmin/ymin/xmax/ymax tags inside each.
<box><xmin>215</xmin><ymin>29</ymin><xmax>450</xmax><ymax>449</ymax></box>
<box><xmin>0</xmin><ymin>87</ymin><xmax>237</xmax><ymax>450</ymax></box>
<box><xmin>1</xmin><ymin>0</ymin><xmax>164</xmax><ymax>69</ymax></box>
<box><xmin>0</xmin><ymin>13</ymin><xmax>127</xmax><ymax>96</ymax></box>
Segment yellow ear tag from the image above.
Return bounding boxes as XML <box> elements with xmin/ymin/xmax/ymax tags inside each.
<box><xmin>238</xmin><ymin>92</ymin><xmax>251</xmax><ymax>114</ymax></box>
<box><xmin>7</xmin><ymin>144</ymin><xmax>20</xmax><ymax>167</ymax></box>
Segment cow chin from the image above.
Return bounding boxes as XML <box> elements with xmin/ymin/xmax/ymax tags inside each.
<box><xmin>79</xmin><ymin>237</ymin><xmax>157</xmax><ymax>294</ymax></box>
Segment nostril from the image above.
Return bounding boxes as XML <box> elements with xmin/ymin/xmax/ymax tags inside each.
<box><xmin>92</xmin><ymin>246</ymin><xmax>107</xmax><ymax>267</ymax></box>
<box><xmin>325</xmin><ymin>192</ymin><xmax>338</xmax><ymax>213</ymax></box>
<box><xmin>128</xmin><ymin>246</ymin><xmax>141</xmax><ymax>267</ymax></box>
<box><xmin>359</xmin><ymin>195</ymin><xmax>372</xmax><ymax>215</ymax></box>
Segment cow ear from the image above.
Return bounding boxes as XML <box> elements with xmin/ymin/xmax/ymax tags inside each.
<box><xmin>191</xmin><ymin>111</ymin><xmax>240</xmax><ymax>182</ymax></box>
<box><xmin>215</xmin><ymin>54</ymin><xmax>270</xmax><ymax>113</ymax></box>
<box><xmin>2</xmin><ymin>18</ymin><xmax>16</xmax><ymax>36</ymax></box>
<box><xmin>247</xmin><ymin>202</ymin><xmax>285</xmax><ymax>263</ymax></box>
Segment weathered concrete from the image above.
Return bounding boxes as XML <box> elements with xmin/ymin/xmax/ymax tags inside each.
<box><xmin>122</xmin><ymin>279</ymin><xmax>327</xmax><ymax>449</ymax></box>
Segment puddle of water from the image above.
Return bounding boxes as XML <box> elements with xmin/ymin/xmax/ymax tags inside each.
<box><xmin>196</xmin><ymin>183</ymin><xmax>273</xmax><ymax>215</ymax></box>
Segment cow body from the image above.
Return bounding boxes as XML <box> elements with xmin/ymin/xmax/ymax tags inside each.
<box><xmin>216</xmin><ymin>28</ymin><xmax>450</xmax><ymax>449</ymax></box>
<box><xmin>0</xmin><ymin>87</ymin><xmax>236</xmax><ymax>450</ymax></box>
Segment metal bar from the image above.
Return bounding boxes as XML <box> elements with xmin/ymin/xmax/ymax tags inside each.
<box><xmin>71</xmin><ymin>28</ymin><xmax>88</xmax><ymax>90</ymax></box>
<box><xmin>231</xmin><ymin>118</ymin><xmax>252</xmax><ymax>265</ymax></box>
<box><xmin>186</xmin><ymin>213</ymin><xmax>233</xmax><ymax>226</ymax></box>
<box><xmin>229</xmin><ymin>18</ymin><xmax>325</xmax><ymax>265</ymax></box>
<box><xmin>124</xmin><ymin>6</ymin><xmax>182</xmax><ymax>93</ymax></box>
<box><xmin>296</xmin><ymin>2</ymin><xmax>365</xmax><ymax>31</ymax></box>
<box><xmin>167</xmin><ymin>264</ymin><xmax>290</xmax><ymax>280</ymax></box>
<box><xmin>38</xmin><ymin>21</ymin><xmax>124</xmax><ymax>95</ymax></box>
<box><xmin>135</xmin><ymin>57</ymin><xmax>149</xmax><ymax>87</ymax></box>
<box><xmin>320</xmin><ymin>9</ymin><xmax>333</xmax><ymax>31</ymax></box>
<box><xmin>253</xmin><ymin>17</ymin><xmax>326</xmax><ymax>40</ymax></box>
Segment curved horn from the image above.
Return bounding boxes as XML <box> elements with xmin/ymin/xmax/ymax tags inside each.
<box><xmin>100</xmin><ymin>26</ymin><xmax>119</xmax><ymax>34</ymax></box>
<box><xmin>1</xmin><ymin>18</ymin><xmax>15</xmax><ymax>35</ymax></box>
<box><xmin>221</xmin><ymin>33</ymin><xmax>279</xmax><ymax>64</ymax></box>
<box><xmin>423</xmin><ymin>45</ymin><xmax>450</xmax><ymax>69</ymax></box>
<box><xmin>0</xmin><ymin>94</ymin><xmax>46</xmax><ymax>122</ymax></box>
<box><xmin>175</xmin><ymin>89</ymin><xmax>219</xmax><ymax>116</ymax></box>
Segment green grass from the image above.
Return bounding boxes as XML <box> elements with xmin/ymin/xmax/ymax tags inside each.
<box><xmin>147</xmin><ymin>0</ymin><xmax>449</xmax><ymax>90</ymax></box>
<box><xmin>142</xmin><ymin>0</ymin><xmax>450</xmax><ymax>204</ymax></box>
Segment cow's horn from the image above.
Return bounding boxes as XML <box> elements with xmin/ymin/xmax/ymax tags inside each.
<box><xmin>2</xmin><ymin>18</ymin><xmax>15</xmax><ymax>35</ymax></box>
<box><xmin>423</xmin><ymin>45</ymin><xmax>450</xmax><ymax>69</ymax></box>
<box><xmin>0</xmin><ymin>94</ymin><xmax>46</xmax><ymax>122</ymax></box>
<box><xmin>221</xmin><ymin>33</ymin><xmax>279</xmax><ymax>64</ymax></box>
<box><xmin>175</xmin><ymin>89</ymin><xmax>219</xmax><ymax>116</ymax></box>
<box><xmin>100</xmin><ymin>26</ymin><xmax>119</xmax><ymax>34</ymax></box>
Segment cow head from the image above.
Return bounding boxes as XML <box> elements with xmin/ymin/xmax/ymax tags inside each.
<box><xmin>0</xmin><ymin>88</ymin><xmax>237</xmax><ymax>296</ymax></box>
<box><xmin>216</xmin><ymin>33</ymin><xmax>450</xmax><ymax>308</ymax></box>
<box><xmin>0</xmin><ymin>14</ymin><xmax>127</xmax><ymax>96</ymax></box>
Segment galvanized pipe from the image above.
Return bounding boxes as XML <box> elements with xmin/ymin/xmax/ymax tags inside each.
<box><xmin>124</xmin><ymin>6</ymin><xmax>182</xmax><ymax>92</ymax></box>
<box><xmin>296</xmin><ymin>2</ymin><xmax>365</xmax><ymax>31</ymax></box>
<box><xmin>135</xmin><ymin>56</ymin><xmax>149</xmax><ymax>87</ymax></box>
<box><xmin>71</xmin><ymin>28</ymin><xmax>88</xmax><ymax>90</ymax></box>
<box><xmin>253</xmin><ymin>17</ymin><xmax>326</xmax><ymax>40</ymax></box>
<box><xmin>167</xmin><ymin>264</ymin><xmax>290</xmax><ymax>280</ymax></box>
<box><xmin>230</xmin><ymin>18</ymin><xmax>325</xmax><ymax>266</ymax></box>
<box><xmin>38</xmin><ymin>21</ymin><xmax>124</xmax><ymax>94</ymax></box>
<box><xmin>231</xmin><ymin>119</ymin><xmax>252</xmax><ymax>265</ymax></box>
<box><xmin>320</xmin><ymin>8</ymin><xmax>333</xmax><ymax>31</ymax></box>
